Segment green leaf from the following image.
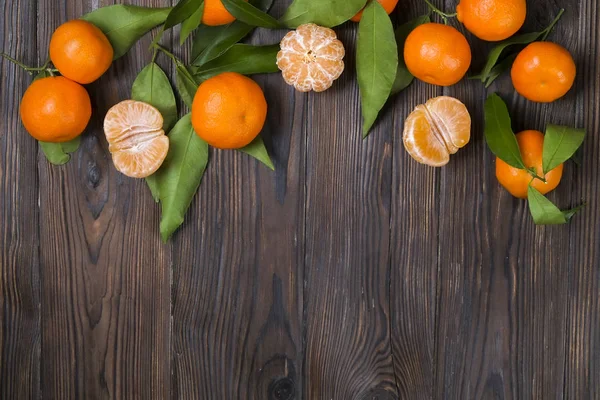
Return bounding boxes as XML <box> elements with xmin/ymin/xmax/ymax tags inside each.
<box><xmin>82</xmin><ymin>5</ymin><xmax>172</xmax><ymax>59</ymax></box>
<box><xmin>191</xmin><ymin>0</ymin><xmax>273</xmax><ymax>66</ymax></box>
<box><xmin>238</xmin><ymin>135</ymin><xmax>274</xmax><ymax>170</ymax></box>
<box><xmin>542</xmin><ymin>124</ymin><xmax>586</xmax><ymax>175</ymax></box>
<box><xmin>39</xmin><ymin>137</ymin><xmax>81</xmax><ymax>166</ymax></box>
<box><xmin>193</xmin><ymin>44</ymin><xmax>279</xmax><ymax>83</ymax></box>
<box><xmin>164</xmin><ymin>0</ymin><xmax>202</xmax><ymax>30</ymax></box>
<box><xmin>176</xmin><ymin>63</ymin><xmax>200</xmax><ymax>108</ymax></box>
<box><xmin>563</xmin><ymin>204</ymin><xmax>585</xmax><ymax>221</ymax></box>
<box><xmin>482</xmin><ymin>53</ymin><xmax>518</xmax><ymax>88</ymax></box>
<box><xmin>475</xmin><ymin>9</ymin><xmax>564</xmax><ymax>83</ymax></box>
<box><xmin>180</xmin><ymin>2</ymin><xmax>204</xmax><ymax>45</ymax></box>
<box><xmin>154</xmin><ymin>114</ymin><xmax>209</xmax><ymax>242</ymax></box>
<box><xmin>484</xmin><ymin>93</ymin><xmax>526</xmax><ymax>169</ymax></box>
<box><xmin>131</xmin><ymin>62</ymin><xmax>178</xmax><ymax>202</ymax></box>
<box><xmin>281</xmin><ymin>0</ymin><xmax>367</xmax><ymax>28</ymax></box>
<box><xmin>356</xmin><ymin>1</ymin><xmax>398</xmax><ymax>137</ymax></box>
<box><xmin>527</xmin><ymin>186</ymin><xmax>568</xmax><ymax>225</ymax></box>
<box><xmin>221</xmin><ymin>0</ymin><xmax>279</xmax><ymax>28</ymax></box>
<box><xmin>132</xmin><ymin>63</ymin><xmax>178</xmax><ymax>132</ymax></box>
<box><xmin>391</xmin><ymin>14</ymin><xmax>430</xmax><ymax>95</ymax></box>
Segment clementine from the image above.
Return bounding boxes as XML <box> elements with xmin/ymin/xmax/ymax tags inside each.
<box><xmin>49</xmin><ymin>19</ymin><xmax>113</xmax><ymax>84</ymax></box>
<box><xmin>404</xmin><ymin>23</ymin><xmax>472</xmax><ymax>87</ymax></box>
<box><xmin>496</xmin><ymin>130</ymin><xmax>563</xmax><ymax>199</ymax></box>
<box><xmin>456</xmin><ymin>0</ymin><xmax>526</xmax><ymax>41</ymax></box>
<box><xmin>277</xmin><ymin>23</ymin><xmax>345</xmax><ymax>92</ymax></box>
<box><xmin>403</xmin><ymin>96</ymin><xmax>471</xmax><ymax>167</ymax></box>
<box><xmin>351</xmin><ymin>0</ymin><xmax>399</xmax><ymax>22</ymax></box>
<box><xmin>191</xmin><ymin>72</ymin><xmax>267</xmax><ymax>149</ymax></box>
<box><xmin>202</xmin><ymin>0</ymin><xmax>248</xmax><ymax>26</ymax></box>
<box><xmin>104</xmin><ymin>100</ymin><xmax>170</xmax><ymax>178</ymax></box>
<box><xmin>511</xmin><ymin>42</ymin><xmax>576</xmax><ymax>103</ymax></box>
<box><xmin>20</xmin><ymin>76</ymin><xmax>91</xmax><ymax>143</ymax></box>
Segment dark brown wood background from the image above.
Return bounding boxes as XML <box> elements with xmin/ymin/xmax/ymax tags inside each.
<box><xmin>1</xmin><ymin>0</ymin><xmax>598</xmax><ymax>399</ymax></box>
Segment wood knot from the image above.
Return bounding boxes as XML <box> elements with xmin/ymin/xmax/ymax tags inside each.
<box><xmin>269</xmin><ymin>377</ymin><xmax>295</xmax><ymax>400</ymax></box>
<box><xmin>87</xmin><ymin>163</ymin><xmax>101</xmax><ymax>188</ymax></box>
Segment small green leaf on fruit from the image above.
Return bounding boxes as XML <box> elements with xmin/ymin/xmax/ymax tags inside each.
<box><xmin>542</xmin><ymin>124</ymin><xmax>586</xmax><ymax>175</ymax></box>
<box><xmin>484</xmin><ymin>93</ymin><xmax>526</xmax><ymax>170</ymax></box>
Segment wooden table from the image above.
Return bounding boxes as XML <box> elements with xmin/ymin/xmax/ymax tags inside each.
<box><xmin>1</xmin><ymin>0</ymin><xmax>598</xmax><ymax>399</ymax></box>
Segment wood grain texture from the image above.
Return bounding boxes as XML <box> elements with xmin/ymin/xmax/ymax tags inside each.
<box><xmin>388</xmin><ymin>3</ymin><xmax>440</xmax><ymax>399</ymax></box>
<box><xmin>564</xmin><ymin>0</ymin><xmax>600</xmax><ymax>398</ymax></box>
<box><xmin>302</xmin><ymin>23</ymin><xmax>397</xmax><ymax>400</ymax></box>
<box><xmin>0</xmin><ymin>1</ymin><xmax>40</xmax><ymax>399</ymax></box>
<box><xmin>170</xmin><ymin>1</ymin><xmax>304</xmax><ymax>398</ymax></box>
<box><xmin>37</xmin><ymin>1</ymin><xmax>172</xmax><ymax>398</ymax></box>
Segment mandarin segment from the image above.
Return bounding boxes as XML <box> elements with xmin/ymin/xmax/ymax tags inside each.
<box><xmin>104</xmin><ymin>100</ymin><xmax>169</xmax><ymax>178</ymax></box>
<box><xmin>277</xmin><ymin>23</ymin><xmax>345</xmax><ymax>92</ymax></box>
<box><xmin>403</xmin><ymin>96</ymin><xmax>471</xmax><ymax>167</ymax></box>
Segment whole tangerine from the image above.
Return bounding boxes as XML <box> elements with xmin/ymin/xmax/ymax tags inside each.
<box><xmin>49</xmin><ymin>19</ymin><xmax>113</xmax><ymax>84</ymax></box>
<box><xmin>191</xmin><ymin>72</ymin><xmax>267</xmax><ymax>149</ymax></box>
<box><xmin>511</xmin><ymin>41</ymin><xmax>576</xmax><ymax>103</ymax></box>
<box><xmin>456</xmin><ymin>0</ymin><xmax>526</xmax><ymax>41</ymax></box>
<box><xmin>496</xmin><ymin>130</ymin><xmax>564</xmax><ymax>199</ymax></box>
<box><xmin>202</xmin><ymin>0</ymin><xmax>248</xmax><ymax>26</ymax></box>
<box><xmin>20</xmin><ymin>76</ymin><xmax>92</xmax><ymax>143</ymax></box>
<box><xmin>404</xmin><ymin>23</ymin><xmax>472</xmax><ymax>87</ymax></box>
<box><xmin>351</xmin><ymin>0</ymin><xmax>399</xmax><ymax>22</ymax></box>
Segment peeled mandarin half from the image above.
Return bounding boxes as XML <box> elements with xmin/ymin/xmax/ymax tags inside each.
<box><xmin>402</xmin><ymin>96</ymin><xmax>471</xmax><ymax>167</ymax></box>
<box><xmin>104</xmin><ymin>100</ymin><xmax>169</xmax><ymax>178</ymax></box>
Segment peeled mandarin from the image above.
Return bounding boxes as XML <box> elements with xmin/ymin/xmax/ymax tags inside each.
<box><xmin>403</xmin><ymin>96</ymin><xmax>471</xmax><ymax>167</ymax></box>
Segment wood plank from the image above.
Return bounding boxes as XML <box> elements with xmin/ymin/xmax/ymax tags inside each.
<box><xmin>434</xmin><ymin>1</ymin><xmax>578</xmax><ymax>398</ymax></box>
<box><xmin>564</xmin><ymin>0</ymin><xmax>600</xmax><ymax>398</ymax></box>
<box><xmin>302</xmin><ymin>24</ymin><xmax>397</xmax><ymax>399</ymax></box>
<box><xmin>38</xmin><ymin>1</ymin><xmax>172</xmax><ymax>398</ymax></box>
<box><xmin>0</xmin><ymin>1</ymin><xmax>41</xmax><ymax>398</ymax></box>
<box><xmin>171</xmin><ymin>1</ymin><xmax>305</xmax><ymax>397</ymax></box>
<box><xmin>389</xmin><ymin>2</ymin><xmax>441</xmax><ymax>398</ymax></box>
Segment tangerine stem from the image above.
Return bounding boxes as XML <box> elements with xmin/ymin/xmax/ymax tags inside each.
<box><xmin>153</xmin><ymin>44</ymin><xmax>177</xmax><ymax>63</ymax></box>
<box><xmin>541</xmin><ymin>9</ymin><xmax>565</xmax><ymax>41</ymax></box>
<box><xmin>423</xmin><ymin>0</ymin><xmax>457</xmax><ymax>24</ymax></box>
<box><xmin>0</xmin><ymin>52</ymin><xmax>48</xmax><ymax>73</ymax></box>
<box><xmin>527</xmin><ymin>168</ymin><xmax>547</xmax><ymax>184</ymax></box>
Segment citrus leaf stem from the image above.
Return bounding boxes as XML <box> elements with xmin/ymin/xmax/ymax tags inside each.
<box><xmin>1</xmin><ymin>53</ymin><xmax>57</xmax><ymax>75</ymax></box>
<box><xmin>423</xmin><ymin>0</ymin><xmax>456</xmax><ymax>24</ymax></box>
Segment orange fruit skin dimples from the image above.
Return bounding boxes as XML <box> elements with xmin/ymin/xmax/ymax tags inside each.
<box><xmin>404</xmin><ymin>23</ymin><xmax>472</xmax><ymax>87</ymax></box>
<box><xmin>403</xmin><ymin>96</ymin><xmax>471</xmax><ymax>167</ymax></box>
<box><xmin>191</xmin><ymin>72</ymin><xmax>267</xmax><ymax>149</ymax></box>
<box><xmin>20</xmin><ymin>76</ymin><xmax>92</xmax><ymax>143</ymax></box>
<box><xmin>49</xmin><ymin>20</ymin><xmax>113</xmax><ymax>84</ymax></box>
<box><xmin>456</xmin><ymin>0</ymin><xmax>526</xmax><ymax>42</ymax></box>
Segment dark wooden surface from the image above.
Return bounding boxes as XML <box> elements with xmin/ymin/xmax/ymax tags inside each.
<box><xmin>0</xmin><ymin>0</ymin><xmax>598</xmax><ymax>399</ymax></box>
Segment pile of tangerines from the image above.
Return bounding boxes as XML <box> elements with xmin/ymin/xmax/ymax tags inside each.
<box><xmin>4</xmin><ymin>0</ymin><xmax>584</xmax><ymax>233</ymax></box>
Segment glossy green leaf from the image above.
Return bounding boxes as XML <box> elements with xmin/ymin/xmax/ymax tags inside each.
<box><xmin>527</xmin><ymin>186</ymin><xmax>568</xmax><ymax>225</ymax></box>
<box><xmin>475</xmin><ymin>9</ymin><xmax>564</xmax><ymax>84</ymax></box>
<box><xmin>221</xmin><ymin>0</ymin><xmax>279</xmax><ymax>28</ymax></box>
<box><xmin>131</xmin><ymin>62</ymin><xmax>178</xmax><ymax>202</ymax></box>
<box><xmin>238</xmin><ymin>135</ymin><xmax>274</xmax><ymax>170</ymax></box>
<box><xmin>191</xmin><ymin>0</ymin><xmax>273</xmax><ymax>66</ymax></box>
<box><xmin>154</xmin><ymin>114</ymin><xmax>209</xmax><ymax>242</ymax></box>
<box><xmin>193</xmin><ymin>44</ymin><xmax>279</xmax><ymax>83</ymax></box>
<box><xmin>391</xmin><ymin>14</ymin><xmax>430</xmax><ymax>95</ymax></box>
<box><xmin>132</xmin><ymin>63</ymin><xmax>178</xmax><ymax>132</ymax></box>
<box><xmin>483</xmin><ymin>53</ymin><xmax>518</xmax><ymax>88</ymax></box>
<box><xmin>281</xmin><ymin>0</ymin><xmax>367</xmax><ymax>28</ymax></box>
<box><xmin>39</xmin><ymin>137</ymin><xmax>81</xmax><ymax>166</ymax></box>
<box><xmin>356</xmin><ymin>1</ymin><xmax>398</xmax><ymax>137</ymax></box>
<box><xmin>542</xmin><ymin>124</ymin><xmax>586</xmax><ymax>175</ymax></box>
<box><xmin>164</xmin><ymin>0</ymin><xmax>202</xmax><ymax>30</ymax></box>
<box><xmin>180</xmin><ymin>2</ymin><xmax>204</xmax><ymax>45</ymax></box>
<box><xmin>82</xmin><ymin>5</ymin><xmax>172</xmax><ymax>59</ymax></box>
<box><xmin>176</xmin><ymin>63</ymin><xmax>200</xmax><ymax>108</ymax></box>
<box><xmin>484</xmin><ymin>93</ymin><xmax>526</xmax><ymax>169</ymax></box>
